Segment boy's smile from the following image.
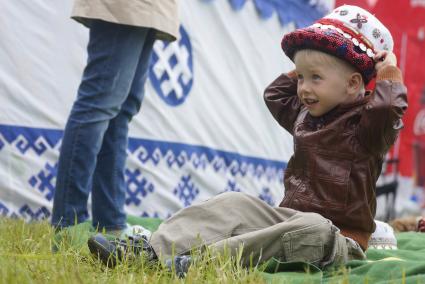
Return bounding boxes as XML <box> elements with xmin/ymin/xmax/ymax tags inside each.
<box><xmin>303</xmin><ymin>98</ymin><xmax>319</xmax><ymax>108</ymax></box>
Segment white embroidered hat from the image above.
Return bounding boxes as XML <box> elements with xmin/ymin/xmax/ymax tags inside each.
<box><xmin>368</xmin><ymin>220</ymin><xmax>398</xmax><ymax>250</ymax></box>
<box><xmin>323</xmin><ymin>4</ymin><xmax>394</xmax><ymax>53</ymax></box>
<box><xmin>281</xmin><ymin>5</ymin><xmax>394</xmax><ymax>83</ymax></box>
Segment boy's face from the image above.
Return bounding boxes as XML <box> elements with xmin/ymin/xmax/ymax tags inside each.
<box><xmin>294</xmin><ymin>50</ymin><xmax>356</xmax><ymax>117</ymax></box>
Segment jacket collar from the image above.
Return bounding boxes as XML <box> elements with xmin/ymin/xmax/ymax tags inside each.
<box><xmin>305</xmin><ymin>91</ymin><xmax>369</xmax><ymax>128</ymax></box>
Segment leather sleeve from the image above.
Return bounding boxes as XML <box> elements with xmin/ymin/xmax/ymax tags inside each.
<box><xmin>263</xmin><ymin>71</ymin><xmax>301</xmax><ymax>135</ymax></box>
<box><xmin>357</xmin><ymin>66</ymin><xmax>408</xmax><ymax>154</ymax></box>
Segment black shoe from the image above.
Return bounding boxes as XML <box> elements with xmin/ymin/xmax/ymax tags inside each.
<box><xmin>165</xmin><ymin>255</ymin><xmax>192</xmax><ymax>278</ymax></box>
<box><xmin>88</xmin><ymin>233</ymin><xmax>157</xmax><ymax>267</ymax></box>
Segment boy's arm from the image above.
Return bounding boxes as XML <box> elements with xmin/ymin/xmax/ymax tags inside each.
<box><xmin>263</xmin><ymin>71</ymin><xmax>301</xmax><ymax>135</ymax></box>
<box><xmin>357</xmin><ymin>65</ymin><xmax>408</xmax><ymax>154</ymax></box>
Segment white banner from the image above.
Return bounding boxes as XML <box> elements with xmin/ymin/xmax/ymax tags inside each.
<box><xmin>0</xmin><ymin>0</ymin><xmax>331</xmax><ymax>220</ymax></box>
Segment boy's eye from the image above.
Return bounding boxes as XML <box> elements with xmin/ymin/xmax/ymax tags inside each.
<box><xmin>297</xmin><ymin>74</ymin><xmax>304</xmax><ymax>80</ymax></box>
<box><xmin>312</xmin><ymin>74</ymin><xmax>321</xmax><ymax>80</ymax></box>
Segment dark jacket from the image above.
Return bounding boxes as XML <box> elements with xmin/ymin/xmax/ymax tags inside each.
<box><xmin>264</xmin><ymin>66</ymin><xmax>407</xmax><ymax>250</ymax></box>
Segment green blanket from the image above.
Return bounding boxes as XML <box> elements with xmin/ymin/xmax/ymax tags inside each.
<box><xmin>66</xmin><ymin>216</ymin><xmax>425</xmax><ymax>283</ymax></box>
<box><xmin>129</xmin><ymin>216</ymin><xmax>425</xmax><ymax>283</ymax></box>
<box><xmin>263</xmin><ymin>232</ymin><xmax>425</xmax><ymax>283</ymax></box>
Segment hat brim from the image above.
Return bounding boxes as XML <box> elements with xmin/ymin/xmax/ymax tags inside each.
<box><xmin>281</xmin><ymin>27</ymin><xmax>375</xmax><ymax>83</ymax></box>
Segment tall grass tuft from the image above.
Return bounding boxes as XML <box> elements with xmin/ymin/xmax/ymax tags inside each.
<box><xmin>0</xmin><ymin>218</ymin><xmax>265</xmax><ymax>284</ymax></box>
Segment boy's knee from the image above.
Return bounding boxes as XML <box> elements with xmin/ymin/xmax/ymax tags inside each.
<box><xmin>214</xmin><ymin>191</ymin><xmax>245</xmax><ymax>202</ymax></box>
<box><xmin>280</xmin><ymin>213</ymin><xmax>335</xmax><ymax>267</ymax></box>
<box><xmin>215</xmin><ymin>192</ymin><xmax>257</xmax><ymax>208</ymax></box>
<box><xmin>297</xmin><ymin>212</ymin><xmax>330</xmax><ymax>227</ymax></box>
<box><xmin>175</xmin><ymin>192</ymin><xmax>248</xmax><ymax>218</ymax></box>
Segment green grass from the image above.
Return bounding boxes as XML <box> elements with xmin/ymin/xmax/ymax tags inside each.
<box><xmin>0</xmin><ymin>217</ymin><xmax>265</xmax><ymax>284</ymax></box>
<box><xmin>5</xmin><ymin>217</ymin><xmax>417</xmax><ymax>284</ymax></box>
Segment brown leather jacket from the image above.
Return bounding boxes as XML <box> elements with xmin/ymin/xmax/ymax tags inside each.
<box><xmin>264</xmin><ymin>66</ymin><xmax>408</xmax><ymax>250</ymax></box>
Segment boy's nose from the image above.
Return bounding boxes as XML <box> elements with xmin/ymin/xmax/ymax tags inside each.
<box><xmin>298</xmin><ymin>82</ymin><xmax>312</xmax><ymax>95</ymax></box>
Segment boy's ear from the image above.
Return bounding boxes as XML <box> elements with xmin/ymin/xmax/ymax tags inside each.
<box><xmin>347</xmin><ymin>72</ymin><xmax>363</xmax><ymax>95</ymax></box>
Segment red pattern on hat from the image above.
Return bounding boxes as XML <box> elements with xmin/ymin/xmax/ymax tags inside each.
<box><xmin>281</xmin><ymin>19</ymin><xmax>376</xmax><ymax>83</ymax></box>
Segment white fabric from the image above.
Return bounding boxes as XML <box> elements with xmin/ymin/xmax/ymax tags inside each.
<box><xmin>0</xmin><ymin>0</ymin><xmax>331</xmax><ymax>220</ymax></box>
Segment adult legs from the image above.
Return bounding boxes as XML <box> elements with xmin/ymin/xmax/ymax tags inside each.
<box><xmin>52</xmin><ymin>20</ymin><xmax>153</xmax><ymax>229</ymax></box>
<box><xmin>91</xmin><ymin>29</ymin><xmax>156</xmax><ymax>231</ymax></box>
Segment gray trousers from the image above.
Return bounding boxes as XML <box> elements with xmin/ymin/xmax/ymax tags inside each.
<box><xmin>150</xmin><ymin>192</ymin><xmax>366</xmax><ymax>268</ymax></box>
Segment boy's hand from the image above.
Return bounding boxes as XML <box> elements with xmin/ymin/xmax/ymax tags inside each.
<box><xmin>418</xmin><ymin>217</ymin><xmax>425</xmax><ymax>232</ymax></box>
<box><xmin>374</xmin><ymin>51</ymin><xmax>397</xmax><ymax>72</ymax></box>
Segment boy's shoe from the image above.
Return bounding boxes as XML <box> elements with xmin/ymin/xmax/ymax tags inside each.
<box><xmin>88</xmin><ymin>233</ymin><xmax>157</xmax><ymax>267</ymax></box>
<box><xmin>165</xmin><ymin>255</ymin><xmax>192</xmax><ymax>278</ymax></box>
<box><xmin>119</xmin><ymin>224</ymin><xmax>152</xmax><ymax>240</ymax></box>
<box><xmin>103</xmin><ymin>224</ymin><xmax>152</xmax><ymax>242</ymax></box>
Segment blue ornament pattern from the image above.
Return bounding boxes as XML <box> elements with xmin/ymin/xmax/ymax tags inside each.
<box><xmin>125</xmin><ymin>168</ymin><xmax>155</xmax><ymax>206</ymax></box>
<box><xmin>259</xmin><ymin>187</ymin><xmax>275</xmax><ymax>206</ymax></box>
<box><xmin>208</xmin><ymin>0</ymin><xmax>330</xmax><ymax>28</ymax></box>
<box><xmin>149</xmin><ymin>26</ymin><xmax>194</xmax><ymax>107</ymax></box>
<box><xmin>28</xmin><ymin>162</ymin><xmax>58</xmax><ymax>201</ymax></box>
<box><xmin>0</xmin><ymin>117</ymin><xmax>285</xmax><ymax>220</ymax></box>
<box><xmin>224</xmin><ymin>179</ymin><xmax>243</xmax><ymax>192</ymax></box>
<box><xmin>174</xmin><ymin>175</ymin><xmax>200</xmax><ymax>207</ymax></box>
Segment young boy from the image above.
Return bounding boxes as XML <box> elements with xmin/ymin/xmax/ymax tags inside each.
<box><xmin>87</xmin><ymin>5</ymin><xmax>407</xmax><ymax>273</ymax></box>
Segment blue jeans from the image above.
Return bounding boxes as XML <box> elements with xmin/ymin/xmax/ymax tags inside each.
<box><xmin>52</xmin><ymin>20</ymin><xmax>155</xmax><ymax>230</ymax></box>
